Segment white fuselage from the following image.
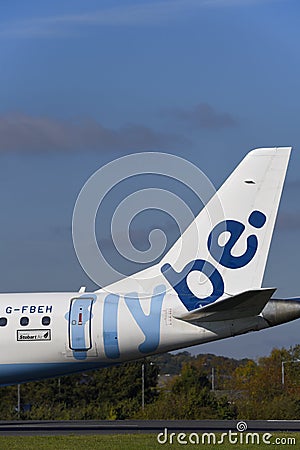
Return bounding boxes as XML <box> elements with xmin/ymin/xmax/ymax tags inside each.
<box><xmin>0</xmin><ymin>291</ymin><xmax>270</xmax><ymax>385</ymax></box>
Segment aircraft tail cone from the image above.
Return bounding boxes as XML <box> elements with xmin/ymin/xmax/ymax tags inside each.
<box><xmin>261</xmin><ymin>299</ymin><xmax>300</xmax><ymax>326</ymax></box>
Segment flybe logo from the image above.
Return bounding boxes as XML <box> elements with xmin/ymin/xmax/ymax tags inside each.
<box><xmin>103</xmin><ymin>285</ymin><xmax>166</xmax><ymax>360</ymax></box>
<box><xmin>102</xmin><ymin>210</ymin><xmax>266</xmax><ymax>360</ymax></box>
<box><xmin>161</xmin><ymin>210</ymin><xmax>267</xmax><ymax>311</ymax></box>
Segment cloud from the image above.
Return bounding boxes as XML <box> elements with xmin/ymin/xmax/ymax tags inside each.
<box><xmin>167</xmin><ymin>103</ymin><xmax>237</xmax><ymax>130</ymax></box>
<box><xmin>0</xmin><ymin>112</ymin><xmax>189</xmax><ymax>152</ymax></box>
<box><xmin>0</xmin><ymin>0</ymin><xmax>280</xmax><ymax>38</ymax></box>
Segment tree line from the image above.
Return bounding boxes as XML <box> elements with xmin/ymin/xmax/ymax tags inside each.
<box><xmin>1</xmin><ymin>346</ymin><xmax>300</xmax><ymax>420</ymax></box>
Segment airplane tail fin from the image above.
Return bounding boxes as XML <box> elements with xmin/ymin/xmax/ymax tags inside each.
<box><xmin>98</xmin><ymin>147</ymin><xmax>291</xmax><ymax>312</ymax></box>
<box><xmin>160</xmin><ymin>147</ymin><xmax>291</xmax><ymax>310</ymax></box>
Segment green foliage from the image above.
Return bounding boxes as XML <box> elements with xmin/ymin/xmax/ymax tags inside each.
<box><xmin>138</xmin><ymin>361</ymin><xmax>237</xmax><ymax>420</ymax></box>
<box><xmin>150</xmin><ymin>351</ymin><xmax>193</xmax><ymax>374</ymax></box>
<box><xmin>3</xmin><ymin>347</ymin><xmax>300</xmax><ymax>420</ymax></box>
<box><xmin>0</xmin><ymin>360</ymin><xmax>159</xmax><ymax>420</ymax></box>
<box><xmin>230</xmin><ymin>345</ymin><xmax>300</xmax><ymax>419</ymax></box>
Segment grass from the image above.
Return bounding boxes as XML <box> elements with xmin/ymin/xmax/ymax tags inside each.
<box><xmin>0</xmin><ymin>433</ymin><xmax>299</xmax><ymax>449</ymax></box>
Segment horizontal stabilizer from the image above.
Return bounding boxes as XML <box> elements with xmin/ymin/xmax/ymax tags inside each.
<box><xmin>175</xmin><ymin>288</ymin><xmax>276</xmax><ymax>323</ymax></box>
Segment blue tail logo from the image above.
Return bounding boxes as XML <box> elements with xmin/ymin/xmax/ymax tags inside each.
<box><xmin>161</xmin><ymin>210</ymin><xmax>267</xmax><ymax>311</ymax></box>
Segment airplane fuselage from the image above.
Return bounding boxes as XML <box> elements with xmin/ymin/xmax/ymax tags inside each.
<box><xmin>0</xmin><ymin>291</ymin><xmax>271</xmax><ymax>385</ymax></box>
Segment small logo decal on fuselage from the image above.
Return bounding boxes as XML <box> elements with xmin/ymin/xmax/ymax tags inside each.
<box><xmin>17</xmin><ymin>329</ymin><xmax>51</xmax><ymax>342</ymax></box>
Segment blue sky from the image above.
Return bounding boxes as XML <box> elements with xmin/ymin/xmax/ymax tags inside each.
<box><xmin>0</xmin><ymin>0</ymin><xmax>300</xmax><ymax>359</ymax></box>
